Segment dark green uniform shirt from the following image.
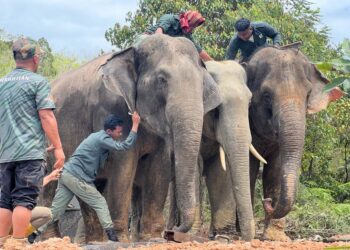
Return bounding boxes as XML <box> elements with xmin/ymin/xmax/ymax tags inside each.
<box><xmin>145</xmin><ymin>14</ymin><xmax>203</xmax><ymax>53</ymax></box>
<box><xmin>225</xmin><ymin>22</ymin><xmax>282</xmax><ymax>60</ymax></box>
<box><xmin>64</xmin><ymin>130</ymin><xmax>137</xmax><ymax>183</ymax></box>
<box><xmin>0</xmin><ymin>68</ymin><xmax>55</xmax><ymax>163</ymax></box>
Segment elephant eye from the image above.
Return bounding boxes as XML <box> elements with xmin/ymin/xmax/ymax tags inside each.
<box><xmin>156</xmin><ymin>75</ymin><xmax>167</xmax><ymax>89</ymax></box>
<box><xmin>263</xmin><ymin>92</ymin><xmax>272</xmax><ymax>105</ymax></box>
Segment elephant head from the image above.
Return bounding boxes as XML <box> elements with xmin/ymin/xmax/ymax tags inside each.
<box><xmin>246</xmin><ymin>47</ymin><xmax>344</xmax><ymax>219</ymax></box>
<box><xmin>101</xmin><ymin>34</ymin><xmax>222</xmax><ymax>232</ymax></box>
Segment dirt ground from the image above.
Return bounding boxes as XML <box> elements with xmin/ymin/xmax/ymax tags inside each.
<box><xmin>3</xmin><ymin>237</ymin><xmax>82</xmax><ymax>250</ymax></box>
<box><xmin>120</xmin><ymin>240</ymin><xmax>350</xmax><ymax>250</ymax></box>
<box><xmin>3</xmin><ymin>237</ymin><xmax>350</xmax><ymax>250</ymax></box>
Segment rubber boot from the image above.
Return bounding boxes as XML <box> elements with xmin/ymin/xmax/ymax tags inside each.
<box><xmin>105</xmin><ymin>228</ymin><xmax>119</xmax><ymax>242</ymax></box>
<box><xmin>28</xmin><ymin>231</ymin><xmax>40</xmax><ymax>244</ymax></box>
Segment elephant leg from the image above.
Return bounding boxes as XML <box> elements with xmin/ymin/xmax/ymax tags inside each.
<box><xmin>262</xmin><ymin>152</ymin><xmax>290</xmax><ymax>241</ymax></box>
<box><xmin>140</xmin><ymin>147</ymin><xmax>171</xmax><ymax>240</ymax></box>
<box><xmin>249</xmin><ymin>153</ymin><xmax>260</xmax><ymax>208</ymax></box>
<box><xmin>189</xmin><ymin>155</ymin><xmax>203</xmax><ymax>235</ymax></box>
<box><xmin>130</xmin><ymin>185</ymin><xmax>142</xmax><ymax>242</ymax></box>
<box><xmin>205</xmin><ymin>154</ymin><xmax>236</xmax><ymax>236</ymax></box>
<box><xmin>105</xmin><ymin>150</ymin><xmax>139</xmax><ymax>242</ymax></box>
<box><xmin>166</xmin><ymin>180</ymin><xmax>177</xmax><ymax>230</ymax></box>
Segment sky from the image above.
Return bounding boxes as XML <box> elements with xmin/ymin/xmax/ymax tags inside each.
<box><xmin>0</xmin><ymin>0</ymin><xmax>349</xmax><ymax>60</ymax></box>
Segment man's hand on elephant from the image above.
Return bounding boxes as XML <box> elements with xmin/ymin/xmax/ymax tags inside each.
<box><xmin>155</xmin><ymin>27</ymin><xmax>164</xmax><ymax>34</ymax></box>
<box><xmin>131</xmin><ymin>112</ymin><xmax>141</xmax><ymax>132</ymax></box>
<box><xmin>53</xmin><ymin>147</ymin><xmax>65</xmax><ymax>169</ymax></box>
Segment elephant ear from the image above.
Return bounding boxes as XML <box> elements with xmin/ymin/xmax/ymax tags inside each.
<box><xmin>202</xmin><ymin>68</ymin><xmax>222</xmax><ymax>114</ymax></box>
<box><xmin>307</xmin><ymin>64</ymin><xmax>345</xmax><ymax>114</ymax></box>
<box><xmin>100</xmin><ymin>48</ymin><xmax>137</xmax><ymax>112</ymax></box>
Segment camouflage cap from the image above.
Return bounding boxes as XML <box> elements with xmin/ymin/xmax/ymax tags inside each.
<box><xmin>12</xmin><ymin>37</ymin><xmax>44</xmax><ymax>60</ymax></box>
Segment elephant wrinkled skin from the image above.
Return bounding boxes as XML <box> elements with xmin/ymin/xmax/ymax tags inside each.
<box><xmin>41</xmin><ymin>34</ymin><xmax>221</xmax><ymax>242</ymax></box>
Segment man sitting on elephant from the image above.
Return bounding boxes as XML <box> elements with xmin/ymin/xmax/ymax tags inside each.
<box><xmin>37</xmin><ymin>112</ymin><xmax>141</xmax><ymax>242</ymax></box>
<box><xmin>136</xmin><ymin>10</ymin><xmax>213</xmax><ymax>61</ymax></box>
<box><xmin>225</xmin><ymin>18</ymin><xmax>281</xmax><ymax>61</ymax></box>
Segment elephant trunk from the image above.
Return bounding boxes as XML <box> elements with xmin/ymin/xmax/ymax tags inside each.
<box><xmin>270</xmin><ymin>101</ymin><xmax>306</xmax><ymax>219</ymax></box>
<box><xmin>171</xmin><ymin>109</ymin><xmax>203</xmax><ymax>232</ymax></box>
<box><xmin>219</xmin><ymin>107</ymin><xmax>255</xmax><ymax>240</ymax></box>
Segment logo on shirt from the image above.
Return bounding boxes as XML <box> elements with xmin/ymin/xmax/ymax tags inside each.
<box><xmin>0</xmin><ymin>76</ymin><xmax>30</xmax><ymax>83</ymax></box>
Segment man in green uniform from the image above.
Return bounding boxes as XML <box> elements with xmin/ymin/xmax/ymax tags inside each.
<box><xmin>226</xmin><ymin>18</ymin><xmax>282</xmax><ymax>61</ymax></box>
<box><xmin>37</xmin><ymin>112</ymin><xmax>141</xmax><ymax>242</ymax></box>
<box><xmin>140</xmin><ymin>10</ymin><xmax>213</xmax><ymax>61</ymax></box>
<box><xmin>0</xmin><ymin>38</ymin><xmax>65</xmax><ymax>248</ymax></box>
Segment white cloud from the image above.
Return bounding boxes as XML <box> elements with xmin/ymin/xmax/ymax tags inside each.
<box><xmin>0</xmin><ymin>0</ymin><xmax>138</xmax><ymax>59</ymax></box>
<box><xmin>310</xmin><ymin>0</ymin><xmax>350</xmax><ymax>44</ymax></box>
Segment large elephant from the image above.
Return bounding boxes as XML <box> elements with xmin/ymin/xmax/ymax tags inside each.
<box><xmin>245</xmin><ymin>46</ymin><xmax>344</xmax><ymax>240</ymax></box>
<box><xmin>131</xmin><ymin>60</ymin><xmax>258</xmax><ymax>241</ymax></box>
<box><xmin>42</xmin><ymin>34</ymin><xmax>221</xmax><ymax>242</ymax></box>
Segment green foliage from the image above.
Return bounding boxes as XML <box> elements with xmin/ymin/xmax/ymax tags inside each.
<box><xmin>51</xmin><ymin>53</ymin><xmax>81</xmax><ymax>79</ymax></box>
<box><xmin>0</xmin><ymin>30</ymin><xmax>15</xmax><ymax>77</ymax></box>
<box><xmin>105</xmin><ymin>0</ymin><xmax>336</xmax><ymax>61</ymax></box>
<box><xmin>318</xmin><ymin>39</ymin><xmax>350</xmax><ymax>92</ymax></box>
<box><xmin>0</xmin><ymin>29</ymin><xmax>81</xmax><ymax>80</ymax></box>
<box><xmin>287</xmin><ymin>184</ymin><xmax>350</xmax><ymax>237</ymax></box>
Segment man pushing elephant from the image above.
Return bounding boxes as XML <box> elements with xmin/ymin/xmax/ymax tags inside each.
<box><xmin>36</xmin><ymin>112</ymin><xmax>141</xmax><ymax>242</ymax></box>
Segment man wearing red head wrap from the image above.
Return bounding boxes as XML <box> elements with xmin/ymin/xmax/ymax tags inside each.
<box><xmin>144</xmin><ymin>11</ymin><xmax>213</xmax><ymax>61</ymax></box>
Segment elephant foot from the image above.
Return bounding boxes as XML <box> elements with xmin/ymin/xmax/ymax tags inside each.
<box><xmin>140</xmin><ymin>221</ymin><xmax>164</xmax><ymax>240</ymax></box>
<box><xmin>115</xmin><ymin>231</ymin><xmax>130</xmax><ymax>243</ymax></box>
<box><xmin>263</xmin><ymin>218</ymin><xmax>291</xmax><ymax>242</ymax></box>
<box><xmin>139</xmin><ymin>229</ymin><xmax>163</xmax><ymax>241</ymax></box>
<box><xmin>41</xmin><ymin>221</ymin><xmax>61</xmax><ymax>241</ymax></box>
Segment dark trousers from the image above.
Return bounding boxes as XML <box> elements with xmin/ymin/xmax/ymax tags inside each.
<box><xmin>0</xmin><ymin>160</ymin><xmax>45</xmax><ymax>211</ymax></box>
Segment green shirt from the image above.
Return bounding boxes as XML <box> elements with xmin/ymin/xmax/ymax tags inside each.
<box><xmin>64</xmin><ymin>130</ymin><xmax>137</xmax><ymax>183</ymax></box>
<box><xmin>225</xmin><ymin>22</ymin><xmax>282</xmax><ymax>60</ymax></box>
<box><xmin>0</xmin><ymin>68</ymin><xmax>55</xmax><ymax>163</ymax></box>
<box><xmin>145</xmin><ymin>14</ymin><xmax>203</xmax><ymax>53</ymax></box>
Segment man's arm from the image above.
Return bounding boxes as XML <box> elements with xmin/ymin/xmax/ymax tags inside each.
<box><xmin>225</xmin><ymin>37</ymin><xmax>239</xmax><ymax>60</ymax></box>
<box><xmin>43</xmin><ymin>168</ymin><xmax>62</xmax><ymax>186</ymax></box>
<box><xmin>38</xmin><ymin>109</ymin><xmax>65</xmax><ymax>169</ymax></box>
<box><xmin>155</xmin><ymin>14</ymin><xmax>174</xmax><ymax>34</ymax></box>
<box><xmin>100</xmin><ymin>112</ymin><xmax>141</xmax><ymax>151</ymax></box>
<box><xmin>259</xmin><ymin>22</ymin><xmax>281</xmax><ymax>45</ymax></box>
<box><xmin>199</xmin><ymin>51</ymin><xmax>213</xmax><ymax>61</ymax></box>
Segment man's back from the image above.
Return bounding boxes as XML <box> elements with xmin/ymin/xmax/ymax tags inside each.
<box><xmin>0</xmin><ymin>68</ymin><xmax>55</xmax><ymax>163</ymax></box>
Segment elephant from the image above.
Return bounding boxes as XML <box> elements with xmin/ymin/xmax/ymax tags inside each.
<box><xmin>130</xmin><ymin>60</ymin><xmax>261</xmax><ymax>241</ymax></box>
<box><xmin>41</xmin><ymin>34</ymin><xmax>222</xmax><ymax>242</ymax></box>
<box><xmin>244</xmin><ymin>46</ymin><xmax>344</xmax><ymax>240</ymax></box>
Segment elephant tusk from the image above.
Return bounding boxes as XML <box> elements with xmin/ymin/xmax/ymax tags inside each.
<box><xmin>219</xmin><ymin>146</ymin><xmax>227</xmax><ymax>171</ymax></box>
<box><xmin>249</xmin><ymin>144</ymin><xmax>267</xmax><ymax>164</ymax></box>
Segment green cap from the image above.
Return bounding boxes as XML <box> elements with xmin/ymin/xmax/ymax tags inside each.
<box><xmin>12</xmin><ymin>37</ymin><xmax>44</xmax><ymax>60</ymax></box>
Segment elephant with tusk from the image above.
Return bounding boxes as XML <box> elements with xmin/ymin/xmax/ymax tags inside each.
<box><xmin>132</xmin><ymin>60</ymin><xmax>263</xmax><ymax>241</ymax></box>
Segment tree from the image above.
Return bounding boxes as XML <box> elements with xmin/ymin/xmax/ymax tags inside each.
<box><xmin>105</xmin><ymin>0</ymin><xmax>336</xmax><ymax>61</ymax></box>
